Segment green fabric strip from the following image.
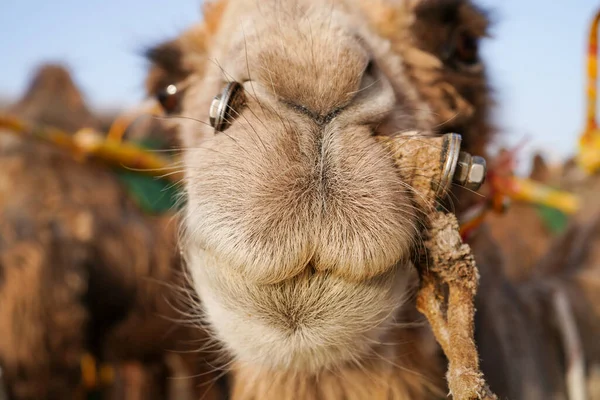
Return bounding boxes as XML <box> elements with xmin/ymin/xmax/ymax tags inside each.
<box><xmin>112</xmin><ymin>136</ymin><xmax>183</xmax><ymax>215</ymax></box>
<box><xmin>535</xmin><ymin>204</ymin><xmax>569</xmax><ymax>235</ymax></box>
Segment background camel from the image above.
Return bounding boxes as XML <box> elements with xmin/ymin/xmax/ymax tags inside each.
<box><xmin>485</xmin><ymin>152</ymin><xmax>565</xmax><ymax>282</ymax></box>
<box><xmin>0</xmin><ymin>64</ymin><xmax>226</xmax><ymax>399</ymax></box>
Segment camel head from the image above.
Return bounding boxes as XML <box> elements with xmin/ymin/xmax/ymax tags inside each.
<box><xmin>145</xmin><ymin>0</ymin><xmax>492</xmax><ymax>375</ymax></box>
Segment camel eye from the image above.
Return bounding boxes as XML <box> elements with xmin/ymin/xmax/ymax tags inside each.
<box><xmin>157</xmin><ymin>84</ymin><xmax>181</xmax><ymax>114</ymax></box>
<box><xmin>444</xmin><ymin>29</ymin><xmax>481</xmax><ymax>70</ymax></box>
<box><xmin>209</xmin><ymin>81</ymin><xmax>246</xmax><ymax>133</ymax></box>
<box><xmin>454</xmin><ymin>31</ymin><xmax>479</xmax><ymax>65</ymax></box>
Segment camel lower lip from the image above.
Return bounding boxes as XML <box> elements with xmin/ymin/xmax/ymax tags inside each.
<box><xmin>187</xmin><ymin>246</ymin><xmax>411</xmax><ymax>371</ymax></box>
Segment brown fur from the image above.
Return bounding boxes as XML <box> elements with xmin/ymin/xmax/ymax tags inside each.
<box><xmin>0</xmin><ymin>67</ymin><xmax>225</xmax><ymax>399</ymax></box>
<box><xmin>143</xmin><ymin>0</ymin><xmax>495</xmax><ymax>398</ymax></box>
<box><xmin>3</xmin><ymin>1</ymin><xmax>597</xmax><ymax>399</ymax></box>
<box><xmin>8</xmin><ymin>64</ymin><xmax>101</xmax><ymax>133</ymax></box>
<box><xmin>485</xmin><ymin>152</ymin><xmax>556</xmax><ymax>282</ymax></box>
<box><xmin>532</xmin><ymin>171</ymin><xmax>600</xmax><ymax>398</ymax></box>
<box><xmin>144</xmin><ymin>1</ymin><xmax>600</xmax><ymax>399</ymax></box>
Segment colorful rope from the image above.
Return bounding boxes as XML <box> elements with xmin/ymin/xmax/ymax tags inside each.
<box><xmin>578</xmin><ymin>9</ymin><xmax>600</xmax><ymax>174</ymax></box>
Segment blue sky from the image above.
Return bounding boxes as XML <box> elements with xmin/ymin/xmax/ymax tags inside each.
<box><xmin>1</xmin><ymin>0</ymin><xmax>598</xmax><ymax>169</ymax></box>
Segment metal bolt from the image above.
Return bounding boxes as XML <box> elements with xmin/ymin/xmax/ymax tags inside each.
<box><xmin>209</xmin><ymin>94</ymin><xmax>222</xmax><ymax>129</ymax></box>
<box><xmin>453</xmin><ymin>151</ymin><xmax>487</xmax><ymax>191</ymax></box>
<box><xmin>209</xmin><ymin>81</ymin><xmax>244</xmax><ymax>132</ymax></box>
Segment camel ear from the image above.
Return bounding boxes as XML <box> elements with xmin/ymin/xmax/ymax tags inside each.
<box><xmin>412</xmin><ymin>0</ymin><xmax>490</xmax><ymax>66</ymax></box>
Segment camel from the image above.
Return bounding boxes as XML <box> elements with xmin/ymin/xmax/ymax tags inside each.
<box><xmin>141</xmin><ymin>0</ymin><xmax>600</xmax><ymax>398</ymax></box>
<box><xmin>0</xmin><ymin>64</ymin><xmax>227</xmax><ymax>399</ymax></box>
<box><xmin>485</xmin><ymin>152</ymin><xmax>565</xmax><ymax>282</ymax></box>
<box><xmin>7</xmin><ymin>64</ymin><xmax>102</xmax><ymax>133</ymax></box>
<box><xmin>484</xmin><ymin>148</ymin><xmax>600</xmax><ymax>396</ymax></box>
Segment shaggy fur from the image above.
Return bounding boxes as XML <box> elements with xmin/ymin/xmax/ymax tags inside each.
<box><xmin>0</xmin><ymin>66</ymin><xmax>226</xmax><ymax>399</ymax></box>
<box><xmin>144</xmin><ymin>0</ymin><xmax>600</xmax><ymax>399</ymax></box>
<box><xmin>181</xmin><ymin>0</ymin><xmax>439</xmax><ymax>375</ymax></box>
<box><xmin>145</xmin><ymin>0</ymin><xmax>490</xmax><ymax>398</ymax></box>
<box><xmin>486</xmin><ymin>152</ymin><xmax>556</xmax><ymax>282</ymax></box>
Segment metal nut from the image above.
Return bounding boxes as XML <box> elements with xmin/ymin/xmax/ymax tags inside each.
<box><xmin>467</xmin><ymin>156</ymin><xmax>487</xmax><ymax>190</ymax></box>
<box><xmin>453</xmin><ymin>152</ymin><xmax>487</xmax><ymax>191</ymax></box>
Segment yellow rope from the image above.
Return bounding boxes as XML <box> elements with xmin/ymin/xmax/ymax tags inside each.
<box><xmin>459</xmin><ymin>166</ymin><xmax>580</xmax><ymax>240</ymax></box>
<box><xmin>504</xmin><ymin>176</ymin><xmax>580</xmax><ymax>214</ymax></box>
<box><xmin>80</xmin><ymin>353</ymin><xmax>98</xmax><ymax>389</ymax></box>
<box><xmin>105</xmin><ymin>100</ymin><xmax>163</xmax><ymax>143</ymax></box>
<box><xmin>577</xmin><ymin>8</ymin><xmax>600</xmax><ymax>174</ymax></box>
<box><xmin>0</xmin><ymin>114</ymin><xmax>182</xmax><ymax>183</ymax></box>
<box><xmin>80</xmin><ymin>353</ymin><xmax>115</xmax><ymax>391</ymax></box>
